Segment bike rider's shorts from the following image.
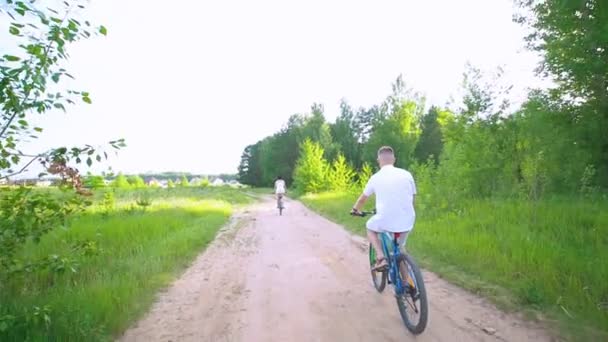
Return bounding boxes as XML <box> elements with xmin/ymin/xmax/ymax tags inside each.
<box><xmin>369</xmin><ymin>229</ymin><xmax>408</xmax><ymax>248</ymax></box>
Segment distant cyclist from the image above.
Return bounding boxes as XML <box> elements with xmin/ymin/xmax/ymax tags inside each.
<box><xmin>351</xmin><ymin>146</ymin><xmax>417</xmax><ymax>271</ymax></box>
<box><xmin>274</xmin><ymin>176</ymin><xmax>286</xmax><ymax>207</ymax></box>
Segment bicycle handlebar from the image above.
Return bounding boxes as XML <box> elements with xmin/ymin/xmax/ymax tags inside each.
<box><xmin>350</xmin><ymin>209</ymin><xmax>376</xmax><ymax>217</ymax></box>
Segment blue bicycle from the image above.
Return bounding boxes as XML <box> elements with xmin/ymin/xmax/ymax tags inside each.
<box><xmin>352</xmin><ymin>210</ymin><xmax>429</xmax><ymax>335</ymax></box>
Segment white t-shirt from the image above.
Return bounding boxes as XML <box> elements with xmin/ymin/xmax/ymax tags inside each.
<box><xmin>363</xmin><ymin>165</ymin><xmax>416</xmax><ymax>232</ymax></box>
<box><xmin>275</xmin><ymin>179</ymin><xmax>286</xmax><ymax>194</ymax></box>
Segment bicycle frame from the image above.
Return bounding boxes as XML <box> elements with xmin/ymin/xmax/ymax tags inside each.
<box><xmin>380</xmin><ymin>232</ymin><xmax>406</xmax><ymax>296</ymax></box>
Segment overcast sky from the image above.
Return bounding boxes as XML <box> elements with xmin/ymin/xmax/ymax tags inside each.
<box><xmin>7</xmin><ymin>0</ymin><xmax>543</xmax><ymax>175</ymax></box>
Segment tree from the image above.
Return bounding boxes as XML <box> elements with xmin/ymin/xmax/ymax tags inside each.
<box><xmin>358</xmin><ymin>162</ymin><xmax>373</xmax><ymax>191</ymax></box>
<box><xmin>111</xmin><ymin>173</ymin><xmax>130</xmax><ymax>189</ymax></box>
<box><xmin>180</xmin><ymin>175</ymin><xmax>189</xmax><ymax>187</ymax></box>
<box><xmin>515</xmin><ymin>0</ymin><xmax>608</xmax><ymax>187</ymax></box>
<box><xmin>331</xmin><ymin>100</ymin><xmax>363</xmax><ymax>168</ymax></box>
<box><xmin>414</xmin><ymin>106</ymin><xmax>445</xmax><ymax>165</ymax></box>
<box><xmin>128</xmin><ymin>175</ymin><xmax>145</xmax><ymax>188</ymax></box>
<box><xmin>237</xmin><ymin>142</ymin><xmax>264</xmax><ymax>186</ymax></box>
<box><xmin>364</xmin><ymin>99</ymin><xmax>421</xmax><ymax>169</ymax></box>
<box><xmin>0</xmin><ymin>1</ymin><xmax>124</xmax><ymax>183</ymax></box>
<box><xmin>297</xmin><ymin>104</ymin><xmax>337</xmax><ymax>160</ymax></box>
<box><xmin>293</xmin><ymin>139</ymin><xmax>329</xmax><ymax>193</ymax></box>
<box><xmin>0</xmin><ymin>2</ymin><xmax>122</xmax><ymax>322</ymax></box>
<box><xmin>328</xmin><ymin>154</ymin><xmax>355</xmax><ymax>192</ymax></box>
<box><xmin>167</xmin><ymin>179</ymin><xmax>175</xmax><ymax>188</ymax></box>
<box><xmin>84</xmin><ymin>175</ymin><xmax>106</xmax><ymax>189</ymax></box>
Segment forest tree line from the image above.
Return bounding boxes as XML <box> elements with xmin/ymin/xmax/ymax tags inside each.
<box><xmin>237</xmin><ymin>0</ymin><xmax>608</xmax><ymax>202</ymax></box>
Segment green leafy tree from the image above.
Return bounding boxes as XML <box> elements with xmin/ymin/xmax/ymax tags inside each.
<box><xmin>128</xmin><ymin>175</ymin><xmax>145</xmax><ymax>189</ymax></box>
<box><xmin>179</xmin><ymin>175</ymin><xmax>189</xmax><ymax>187</ymax></box>
<box><xmin>331</xmin><ymin>100</ymin><xmax>363</xmax><ymax>168</ymax></box>
<box><xmin>364</xmin><ymin>99</ymin><xmax>421</xmax><ymax>169</ymax></box>
<box><xmin>293</xmin><ymin>139</ymin><xmax>329</xmax><ymax>193</ymax></box>
<box><xmin>167</xmin><ymin>179</ymin><xmax>175</xmax><ymax>188</ymax></box>
<box><xmin>357</xmin><ymin>162</ymin><xmax>373</xmax><ymax>191</ymax></box>
<box><xmin>0</xmin><ymin>1</ymin><xmax>122</xmax><ymax>303</ymax></box>
<box><xmin>414</xmin><ymin>106</ymin><xmax>445</xmax><ymax>165</ymax></box>
<box><xmin>111</xmin><ymin>173</ymin><xmax>130</xmax><ymax>189</ymax></box>
<box><xmin>84</xmin><ymin>175</ymin><xmax>106</xmax><ymax>189</ymax></box>
<box><xmin>200</xmin><ymin>177</ymin><xmax>210</xmax><ymax>187</ymax></box>
<box><xmin>0</xmin><ymin>1</ymin><xmax>124</xmax><ymax>182</ymax></box>
<box><xmin>297</xmin><ymin>104</ymin><xmax>337</xmax><ymax>160</ymax></box>
<box><xmin>515</xmin><ymin>0</ymin><xmax>608</xmax><ymax>187</ymax></box>
<box><xmin>328</xmin><ymin>154</ymin><xmax>355</xmax><ymax>192</ymax></box>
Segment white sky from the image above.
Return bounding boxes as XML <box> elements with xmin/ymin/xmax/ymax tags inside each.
<box><xmin>8</xmin><ymin>0</ymin><xmax>542</xmax><ymax>175</ymax></box>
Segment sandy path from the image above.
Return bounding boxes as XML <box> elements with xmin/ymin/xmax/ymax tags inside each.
<box><xmin>119</xmin><ymin>197</ymin><xmax>556</xmax><ymax>342</ymax></box>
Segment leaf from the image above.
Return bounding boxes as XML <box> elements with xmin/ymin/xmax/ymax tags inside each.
<box><xmin>4</xmin><ymin>55</ymin><xmax>20</xmax><ymax>62</ymax></box>
<box><xmin>52</xmin><ymin>73</ymin><xmax>60</xmax><ymax>83</ymax></box>
<box><xmin>9</xmin><ymin>26</ymin><xmax>20</xmax><ymax>35</ymax></box>
<box><xmin>82</xmin><ymin>96</ymin><xmax>92</xmax><ymax>104</ymax></box>
<box><xmin>34</xmin><ymin>127</ymin><xmax>43</xmax><ymax>132</ymax></box>
<box><xmin>18</xmin><ymin>120</ymin><xmax>27</xmax><ymax>126</ymax></box>
<box><xmin>86</xmin><ymin>157</ymin><xmax>92</xmax><ymax>167</ymax></box>
<box><xmin>96</xmin><ymin>155</ymin><xmax>101</xmax><ymax>162</ymax></box>
<box><xmin>53</xmin><ymin>103</ymin><xmax>66</xmax><ymax>111</ymax></box>
<box><xmin>99</xmin><ymin>25</ymin><xmax>107</xmax><ymax>36</ymax></box>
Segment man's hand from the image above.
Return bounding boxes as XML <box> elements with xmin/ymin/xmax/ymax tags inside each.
<box><xmin>352</xmin><ymin>194</ymin><xmax>368</xmax><ymax>214</ymax></box>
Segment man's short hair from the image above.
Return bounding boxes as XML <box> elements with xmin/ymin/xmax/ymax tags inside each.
<box><xmin>377</xmin><ymin>146</ymin><xmax>394</xmax><ymax>156</ymax></box>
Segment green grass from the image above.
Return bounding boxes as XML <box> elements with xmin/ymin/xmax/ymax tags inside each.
<box><xmin>301</xmin><ymin>191</ymin><xmax>608</xmax><ymax>339</ymax></box>
<box><xmin>0</xmin><ymin>187</ymin><xmax>254</xmax><ymax>342</ymax></box>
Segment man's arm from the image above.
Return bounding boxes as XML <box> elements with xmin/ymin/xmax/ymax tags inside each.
<box><xmin>353</xmin><ymin>176</ymin><xmax>374</xmax><ymax>213</ymax></box>
<box><xmin>352</xmin><ymin>194</ymin><xmax>369</xmax><ymax>213</ymax></box>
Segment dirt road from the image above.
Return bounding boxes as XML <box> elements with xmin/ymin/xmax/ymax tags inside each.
<box><xmin>120</xmin><ymin>197</ymin><xmax>554</xmax><ymax>342</ymax></box>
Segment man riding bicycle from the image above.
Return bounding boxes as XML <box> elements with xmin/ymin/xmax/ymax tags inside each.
<box><xmin>351</xmin><ymin>146</ymin><xmax>417</xmax><ymax>271</ymax></box>
<box><xmin>274</xmin><ymin>176</ymin><xmax>286</xmax><ymax>207</ymax></box>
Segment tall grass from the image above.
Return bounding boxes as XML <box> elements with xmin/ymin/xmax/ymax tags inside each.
<box><xmin>0</xmin><ymin>187</ymin><xmax>253</xmax><ymax>342</ymax></box>
<box><xmin>301</xmin><ymin>192</ymin><xmax>608</xmax><ymax>336</ymax></box>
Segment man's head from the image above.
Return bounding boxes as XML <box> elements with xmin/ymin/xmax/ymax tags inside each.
<box><xmin>277</xmin><ymin>175</ymin><xmax>283</xmax><ymax>180</ymax></box>
<box><xmin>377</xmin><ymin>146</ymin><xmax>396</xmax><ymax>167</ymax></box>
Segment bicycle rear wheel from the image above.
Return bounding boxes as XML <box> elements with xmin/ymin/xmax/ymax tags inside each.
<box><xmin>395</xmin><ymin>254</ymin><xmax>428</xmax><ymax>334</ymax></box>
<box><xmin>369</xmin><ymin>243</ymin><xmax>387</xmax><ymax>292</ymax></box>
<box><xmin>277</xmin><ymin>196</ymin><xmax>284</xmax><ymax>215</ymax></box>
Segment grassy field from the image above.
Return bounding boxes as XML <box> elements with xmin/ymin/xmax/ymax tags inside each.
<box><xmin>301</xmin><ymin>191</ymin><xmax>608</xmax><ymax>338</ymax></box>
<box><xmin>0</xmin><ymin>187</ymin><xmax>254</xmax><ymax>342</ymax></box>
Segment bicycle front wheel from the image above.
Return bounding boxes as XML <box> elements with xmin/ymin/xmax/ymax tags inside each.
<box><xmin>395</xmin><ymin>254</ymin><xmax>428</xmax><ymax>335</ymax></box>
<box><xmin>369</xmin><ymin>243</ymin><xmax>387</xmax><ymax>292</ymax></box>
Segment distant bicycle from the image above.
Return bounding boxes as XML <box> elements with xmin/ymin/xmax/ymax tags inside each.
<box><xmin>277</xmin><ymin>194</ymin><xmax>285</xmax><ymax>216</ymax></box>
<box><xmin>351</xmin><ymin>210</ymin><xmax>428</xmax><ymax>335</ymax></box>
